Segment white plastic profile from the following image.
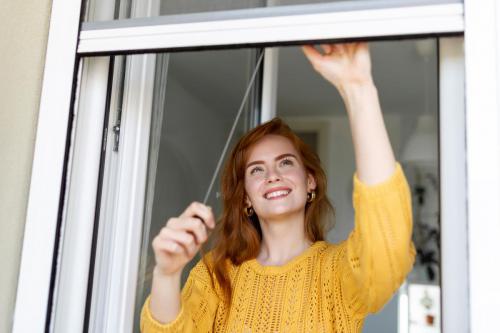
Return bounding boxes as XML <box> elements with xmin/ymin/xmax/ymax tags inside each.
<box><xmin>439</xmin><ymin>37</ymin><xmax>468</xmax><ymax>333</ymax></box>
<box><xmin>12</xmin><ymin>0</ymin><xmax>83</xmax><ymax>331</ymax></box>
<box><xmin>78</xmin><ymin>2</ymin><xmax>464</xmax><ymax>54</ymax></box>
<box><xmin>463</xmin><ymin>0</ymin><xmax>500</xmax><ymax>332</ymax></box>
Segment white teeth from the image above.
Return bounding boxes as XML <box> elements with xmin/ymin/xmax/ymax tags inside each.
<box><xmin>265</xmin><ymin>190</ymin><xmax>290</xmax><ymax>199</ymax></box>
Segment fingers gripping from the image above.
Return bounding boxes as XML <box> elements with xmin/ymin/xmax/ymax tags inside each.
<box><xmin>152</xmin><ymin>201</ymin><xmax>216</xmax><ymax>276</ymax></box>
<box><xmin>158</xmin><ymin>227</ymin><xmax>198</xmax><ymax>257</ymax></box>
<box><xmin>179</xmin><ymin>202</ymin><xmax>216</xmax><ymax>229</ymax></box>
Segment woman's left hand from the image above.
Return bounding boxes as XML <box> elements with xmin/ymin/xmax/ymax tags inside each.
<box><xmin>302</xmin><ymin>42</ymin><xmax>373</xmax><ymax>94</ymax></box>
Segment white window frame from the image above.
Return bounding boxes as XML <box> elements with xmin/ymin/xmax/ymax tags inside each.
<box><xmin>438</xmin><ymin>37</ymin><xmax>468</xmax><ymax>333</ymax></box>
<box><xmin>463</xmin><ymin>1</ymin><xmax>500</xmax><ymax>332</ymax></box>
<box><xmin>12</xmin><ymin>0</ymin><xmax>83</xmax><ymax>332</ymax></box>
<box><xmin>13</xmin><ymin>0</ymin><xmax>500</xmax><ymax>332</ymax></box>
<box><xmin>77</xmin><ymin>2</ymin><xmax>464</xmax><ymax>54</ymax></box>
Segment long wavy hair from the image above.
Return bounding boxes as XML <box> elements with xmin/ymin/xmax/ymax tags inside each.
<box><xmin>199</xmin><ymin>117</ymin><xmax>335</xmax><ymax>308</ymax></box>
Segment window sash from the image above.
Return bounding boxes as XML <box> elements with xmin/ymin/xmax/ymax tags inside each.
<box><xmin>78</xmin><ymin>2</ymin><xmax>464</xmax><ymax>54</ymax></box>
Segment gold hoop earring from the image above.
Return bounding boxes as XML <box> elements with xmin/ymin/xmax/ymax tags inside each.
<box><xmin>245</xmin><ymin>206</ymin><xmax>254</xmax><ymax>217</ymax></box>
<box><xmin>307</xmin><ymin>190</ymin><xmax>316</xmax><ymax>203</ymax></box>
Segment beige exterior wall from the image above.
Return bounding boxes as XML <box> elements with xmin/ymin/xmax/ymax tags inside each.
<box><xmin>0</xmin><ymin>1</ymin><xmax>53</xmax><ymax>331</ymax></box>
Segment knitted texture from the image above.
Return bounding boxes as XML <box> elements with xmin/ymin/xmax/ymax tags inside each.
<box><xmin>141</xmin><ymin>162</ymin><xmax>415</xmax><ymax>333</ymax></box>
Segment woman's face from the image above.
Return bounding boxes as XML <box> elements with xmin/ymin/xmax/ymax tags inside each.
<box><xmin>244</xmin><ymin>135</ymin><xmax>316</xmax><ymax>221</ymax></box>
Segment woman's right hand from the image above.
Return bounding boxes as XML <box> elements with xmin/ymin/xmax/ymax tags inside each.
<box><xmin>152</xmin><ymin>202</ymin><xmax>215</xmax><ymax>277</ymax></box>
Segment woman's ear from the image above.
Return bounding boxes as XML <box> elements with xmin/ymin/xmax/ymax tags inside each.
<box><xmin>307</xmin><ymin>174</ymin><xmax>317</xmax><ymax>191</ymax></box>
<box><xmin>245</xmin><ymin>195</ymin><xmax>252</xmax><ymax>208</ymax></box>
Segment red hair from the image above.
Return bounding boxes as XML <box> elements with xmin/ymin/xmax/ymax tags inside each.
<box><xmin>200</xmin><ymin>117</ymin><xmax>335</xmax><ymax>308</ymax></box>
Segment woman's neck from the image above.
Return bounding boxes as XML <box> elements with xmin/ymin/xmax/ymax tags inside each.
<box><xmin>257</xmin><ymin>214</ymin><xmax>312</xmax><ymax>266</ymax></box>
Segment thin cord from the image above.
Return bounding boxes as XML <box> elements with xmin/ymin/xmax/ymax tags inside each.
<box><xmin>203</xmin><ymin>51</ymin><xmax>265</xmax><ymax>205</ymax></box>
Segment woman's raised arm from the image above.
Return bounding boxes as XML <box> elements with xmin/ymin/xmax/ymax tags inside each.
<box><xmin>304</xmin><ymin>42</ymin><xmax>415</xmax><ymax>315</ymax></box>
<box><xmin>302</xmin><ymin>42</ymin><xmax>396</xmax><ymax>183</ymax></box>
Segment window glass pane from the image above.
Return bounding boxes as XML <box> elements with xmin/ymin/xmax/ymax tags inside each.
<box><xmin>275</xmin><ymin>38</ymin><xmax>441</xmax><ymax>332</ymax></box>
<box><xmin>87</xmin><ymin>39</ymin><xmax>443</xmax><ymax>333</ymax></box>
<box><xmin>84</xmin><ymin>0</ymin><xmax>462</xmax><ymax>22</ymax></box>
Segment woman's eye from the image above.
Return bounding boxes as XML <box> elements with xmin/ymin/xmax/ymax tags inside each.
<box><xmin>280</xmin><ymin>158</ymin><xmax>294</xmax><ymax>167</ymax></box>
<box><xmin>250</xmin><ymin>166</ymin><xmax>264</xmax><ymax>175</ymax></box>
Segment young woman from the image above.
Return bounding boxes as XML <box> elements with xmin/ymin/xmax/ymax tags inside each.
<box><xmin>140</xmin><ymin>42</ymin><xmax>416</xmax><ymax>332</ymax></box>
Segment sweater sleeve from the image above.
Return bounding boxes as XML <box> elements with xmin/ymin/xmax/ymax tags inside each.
<box><xmin>339</xmin><ymin>161</ymin><xmax>416</xmax><ymax>317</ymax></box>
<box><xmin>140</xmin><ymin>258</ymin><xmax>220</xmax><ymax>333</ymax></box>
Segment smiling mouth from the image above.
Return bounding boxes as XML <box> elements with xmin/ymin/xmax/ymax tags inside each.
<box><xmin>264</xmin><ymin>189</ymin><xmax>291</xmax><ymax>200</ymax></box>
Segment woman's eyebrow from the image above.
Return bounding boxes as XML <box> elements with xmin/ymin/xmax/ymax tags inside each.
<box><xmin>246</xmin><ymin>153</ymin><xmax>297</xmax><ymax>169</ymax></box>
<box><xmin>275</xmin><ymin>153</ymin><xmax>297</xmax><ymax>161</ymax></box>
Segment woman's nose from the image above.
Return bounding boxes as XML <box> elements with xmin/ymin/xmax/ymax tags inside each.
<box><xmin>266</xmin><ymin>169</ymin><xmax>281</xmax><ymax>183</ymax></box>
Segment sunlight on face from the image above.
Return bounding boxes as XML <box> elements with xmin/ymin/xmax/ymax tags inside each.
<box><xmin>244</xmin><ymin>135</ymin><xmax>316</xmax><ymax>222</ymax></box>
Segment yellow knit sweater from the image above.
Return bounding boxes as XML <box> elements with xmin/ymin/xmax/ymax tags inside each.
<box><xmin>141</xmin><ymin>162</ymin><xmax>416</xmax><ymax>332</ymax></box>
